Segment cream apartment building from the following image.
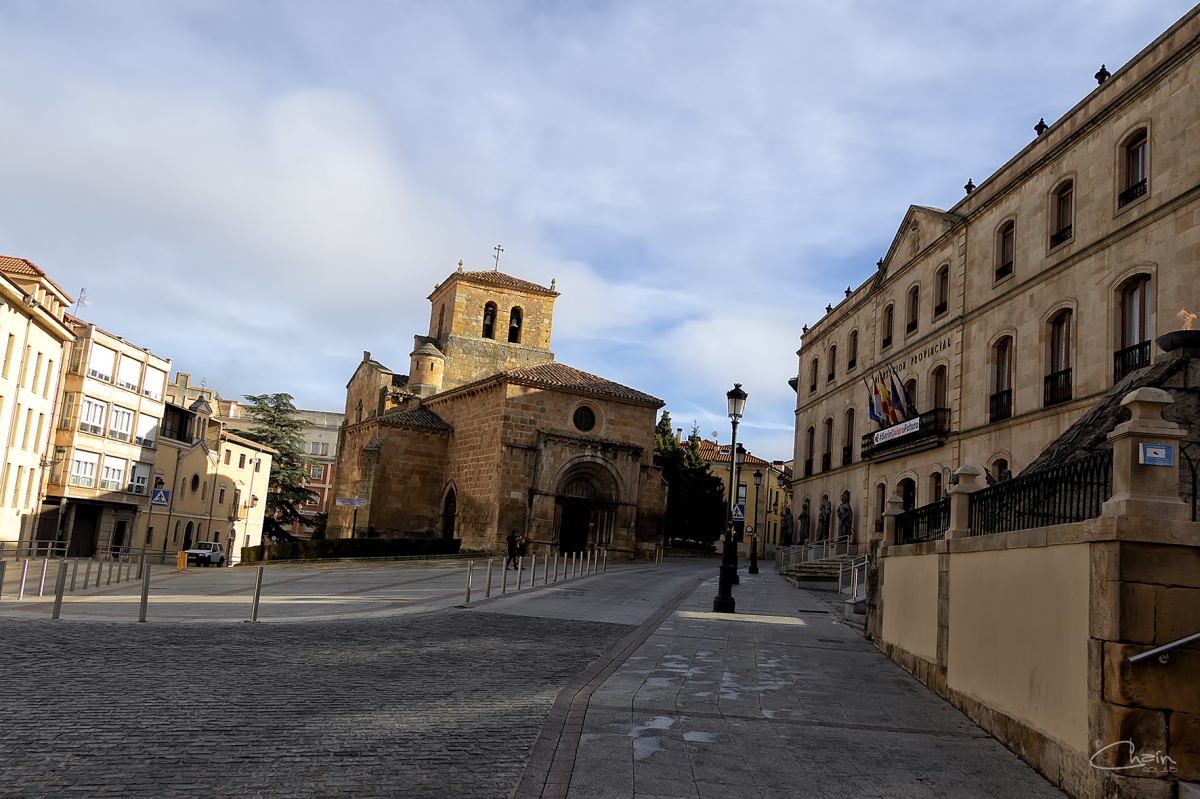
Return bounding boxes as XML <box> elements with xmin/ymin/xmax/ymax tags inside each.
<box><xmin>0</xmin><ymin>256</ymin><xmax>74</xmax><ymax>548</ymax></box>
<box><xmin>40</xmin><ymin>319</ymin><xmax>170</xmax><ymax>556</ymax></box>
<box><xmin>792</xmin><ymin>8</ymin><xmax>1200</xmax><ymax>543</ymax></box>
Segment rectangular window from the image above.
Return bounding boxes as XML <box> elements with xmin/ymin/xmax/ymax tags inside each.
<box><xmin>116</xmin><ymin>355</ymin><xmax>142</xmax><ymax>392</ymax></box>
<box><xmin>135</xmin><ymin>414</ymin><xmax>158</xmax><ymax>447</ymax></box>
<box><xmin>8</xmin><ymin>404</ymin><xmax>18</xmax><ymax>445</ymax></box>
<box><xmin>69</xmin><ymin>448</ymin><xmax>97</xmax><ymax>484</ymax></box>
<box><xmin>58</xmin><ymin>392</ymin><xmax>73</xmax><ymax>429</ymax></box>
<box><xmin>18</xmin><ymin>346</ymin><xmax>31</xmax><ymax>387</ymax></box>
<box><xmin>160</xmin><ymin>405</ymin><xmax>188</xmax><ymax>441</ymax></box>
<box><xmin>108</xmin><ymin>406</ymin><xmax>134</xmax><ymax>442</ymax></box>
<box><xmin>30</xmin><ymin>352</ymin><xmax>42</xmax><ymax>393</ymax></box>
<box><xmin>33</xmin><ymin>413</ymin><xmax>44</xmax><ymax>453</ymax></box>
<box><xmin>128</xmin><ymin>462</ymin><xmax>150</xmax><ymax>495</ymax></box>
<box><xmin>224</xmin><ymin>449</ymin><xmax>231</xmax><ymax>465</ymax></box>
<box><xmin>218</xmin><ymin>486</ymin><xmax>226</xmax><ymax>505</ymax></box>
<box><xmin>238</xmin><ymin>453</ymin><xmax>246</xmax><ymax>469</ymax></box>
<box><xmin>737</xmin><ymin>484</ymin><xmax>747</xmax><ymax>503</ymax></box>
<box><xmin>88</xmin><ymin>344</ymin><xmax>116</xmax><ymax>383</ymax></box>
<box><xmin>2</xmin><ymin>334</ymin><xmax>13</xmax><ymax>378</ymax></box>
<box><xmin>20</xmin><ymin>408</ymin><xmax>32</xmax><ymax>449</ymax></box>
<box><xmin>23</xmin><ymin>468</ymin><xmax>35</xmax><ymax>508</ymax></box>
<box><xmin>12</xmin><ymin>466</ymin><xmax>23</xmax><ymax>506</ymax></box>
<box><xmin>43</xmin><ymin>360</ymin><xmax>53</xmax><ymax>398</ymax></box>
<box><xmin>310</xmin><ymin>441</ymin><xmax>319</xmax><ymax>454</ymax></box>
<box><xmin>306</xmin><ymin>494</ymin><xmax>320</xmax><ymax>506</ymax></box>
<box><xmin>254</xmin><ymin>458</ymin><xmax>261</xmax><ymax>473</ymax></box>
<box><xmin>79</xmin><ymin>397</ymin><xmax>106</xmax><ymax>435</ymax></box>
<box><xmin>142</xmin><ymin>366</ymin><xmax>165</xmax><ymax>400</ymax></box>
<box><xmin>310</xmin><ymin>464</ymin><xmax>324</xmax><ymax>480</ymax></box>
<box><xmin>100</xmin><ymin>456</ymin><xmax>125</xmax><ymax>491</ymax></box>
<box><xmin>321</xmin><ymin>442</ymin><xmax>329</xmax><ymax>456</ymax></box>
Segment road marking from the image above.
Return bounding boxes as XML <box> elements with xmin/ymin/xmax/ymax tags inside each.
<box><xmin>675</xmin><ymin>610</ymin><xmax>807</xmax><ymax>625</ymax></box>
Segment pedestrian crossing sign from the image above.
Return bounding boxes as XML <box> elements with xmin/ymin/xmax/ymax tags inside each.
<box><xmin>732</xmin><ymin>503</ymin><xmax>745</xmax><ymax>521</ymax></box>
<box><xmin>150</xmin><ymin>489</ymin><xmax>170</xmax><ymax>507</ymax></box>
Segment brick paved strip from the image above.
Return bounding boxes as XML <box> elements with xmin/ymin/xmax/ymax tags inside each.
<box><xmin>512</xmin><ymin>577</ymin><xmax>702</xmax><ymax>799</ymax></box>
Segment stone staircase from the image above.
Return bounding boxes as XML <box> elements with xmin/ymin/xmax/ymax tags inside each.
<box><xmin>782</xmin><ymin>552</ymin><xmax>860</xmax><ymax>588</ymax></box>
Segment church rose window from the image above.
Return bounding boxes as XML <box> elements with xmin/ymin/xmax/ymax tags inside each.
<box><xmin>573</xmin><ymin>406</ymin><xmax>596</xmax><ymax>432</ymax></box>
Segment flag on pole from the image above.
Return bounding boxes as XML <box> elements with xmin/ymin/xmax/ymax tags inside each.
<box><xmin>889</xmin><ymin>374</ymin><xmax>906</xmax><ymax>422</ymax></box>
<box><xmin>879</xmin><ymin>377</ymin><xmax>894</xmax><ymax>425</ymax></box>
<box><xmin>863</xmin><ymin>379</ymin><xmax>879</xmax><ymax>427</ymax></box>
<box><xmin>899</xmin><ymin>373</ymin><xmax>919</xmax><ymax>419</ymax></box>
<box><xmin>873</xmin><ymin>379</ymin><xmax>886</xmax><ymax>428</ymax></box>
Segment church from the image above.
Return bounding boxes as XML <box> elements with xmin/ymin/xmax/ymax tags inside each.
<box><xmin>327</xmin><ymin>264</ymin><xmax>668</xmax><ymax>559</ymax></box>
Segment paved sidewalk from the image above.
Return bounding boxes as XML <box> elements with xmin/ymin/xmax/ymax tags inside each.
<box><xmin>565</xmin><ymin>569</ymin><xmax>1065</xmax><ymax>799</ymax></box>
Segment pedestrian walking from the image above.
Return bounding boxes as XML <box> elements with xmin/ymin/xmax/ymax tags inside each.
<box><xmin>506</xmin><ymin>531</ymin><xmax>518</xmax><ymax>570</ymax></box>
<box><xmin>517</xmin><ymin>536</ymin><xmax>527</xmax><ymax>569</ymax></box>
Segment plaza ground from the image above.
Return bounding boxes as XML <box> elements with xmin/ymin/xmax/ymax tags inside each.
<box><xmin>0</xmin><ymin>558</ymin><xmax>1065</xmax><ymax>797</ymax></box>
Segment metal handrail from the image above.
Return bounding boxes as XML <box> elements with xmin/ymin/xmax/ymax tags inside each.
<box><xmin>838</xmin><ymin>555</ymin><xmax>868</xmax><ymax>597</ymax></box>
<box><xmin>1128</xmin><ymin>631</ymin><xmax>1200</xmax><ymax>665</ymax></box>
<box><xmin>776</xmin><ymin>536</ymin><xmax>852</xmax><ymax>574</ymax></box>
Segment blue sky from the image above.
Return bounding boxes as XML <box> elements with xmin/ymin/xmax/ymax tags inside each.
<box><xmin>0</xmin><ymin>1</ymin><xmax>1193</xmax><ymax>460</ymax></box>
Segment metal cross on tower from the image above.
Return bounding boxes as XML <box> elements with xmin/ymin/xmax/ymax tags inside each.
<box><xmin>493</xmin><ymin>244</ymin><xmax>504</xmax><ymax>270</ymax></box>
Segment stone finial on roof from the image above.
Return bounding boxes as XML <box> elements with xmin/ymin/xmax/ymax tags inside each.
<box><xmin>457</xmin><ymin>260</ymin><xmax>463</xmax><ymax>272</ymax></box>
<box><xmin>964</xmin><ymin>179</ymin><xmax>976</xmax><ymax>194</ymax></box>
<box><xmin>363</xmin><ymin>351</ymin><xmax>370</xmax><ymax>362</ymax></box>
<box><xmin>551</xmin><ymin>278</ymin><xmax>556</xmax><ymax>290</ymax></box>
<box><xmin>1095</xmin><ymin>64</ymin><xmax>1110</xmax><ymax>85</ymax></box>
<box><xmin>1034</xmin><ymin>118</ymin><xmax>1048</xmax><ymax>136</ymax></box>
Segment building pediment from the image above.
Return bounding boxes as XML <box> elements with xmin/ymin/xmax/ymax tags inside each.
<box><xmin>873</xmin><ymin>205</ymin><xmax>962</xmax><ymax>290</ymax></box>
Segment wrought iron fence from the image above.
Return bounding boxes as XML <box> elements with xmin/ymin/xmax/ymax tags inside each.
<box><xmin>968</xmin><ymin>449</ymin><xmax>1113</xmax><ymax>536</ymax></box>
<box><xmin>1118</xmin><ymin>178</ymin><xmax>1147</xmax><ymax>207</ymax></box>
<box><xmin>1113</xmin><ymin>341</ymin><xmax>1152</xmax><ymax>382</ymax></box>
<box><xmin>1050</xmin><ymin>225</ymin><xmax>1073</xmax><ymax>247</ymax></box>
<box><xmin>989</xmin><ymin>389</ymin><xmax>1012</xmax><ymax>422</ymax></box>
<box><xmin>1044</xmin><ymin>368</ymin><xmax>1073</xmax><ymax>407</ymax></box>
<box><xmin>896</xmin><ymin>498</ymin><xmax>950</xmax><ymax>544</ymax></box>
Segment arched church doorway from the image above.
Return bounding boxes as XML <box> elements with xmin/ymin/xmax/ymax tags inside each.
<box><xmin>441</xmin><ymin>490</ymin><xmax>457</xmax><ymax>539</ymax></box>
<box><xmin>553</xmin><ymin>465</ymin><xmax>617</xmax><ymax>554</ymax></box>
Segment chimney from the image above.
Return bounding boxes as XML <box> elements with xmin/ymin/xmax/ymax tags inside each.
<box><xmin>676</xmin><ymin>428</ymin><xmax>683</xmax><ymax>443</ymax></box>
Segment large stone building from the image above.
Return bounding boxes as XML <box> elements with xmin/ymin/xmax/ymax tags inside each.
<box><xmin>791</xmin><ymin>7</ymin><xmax>1200</xmax><ymax>544</ymax></box>
<box><xmin>328</xmin><ymin>266</ymin><xmax>667</xmax><ymax>558</ymax></box>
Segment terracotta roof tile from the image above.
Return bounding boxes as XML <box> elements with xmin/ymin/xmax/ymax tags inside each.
<box><xmin>693</xmin><ymin>438</ymin><xmax>770</xmax><ymax>466</ymax></box>
<box><xmin>0</xmin><ymin>254</ymin><xmax>72</xmax><ymax>301</ymax></box>
<box><xmin>456</xmin><ymin>270</ymin><xmax>557</xmax><ymax>296</ymax></box>
<box><xmin>377</xmin><ymin>407</ymin><xmax>452</xmax><ymax>432</ymax></box>
<box><xmin>504</xmin><ymin>362</ymin><xmax>663</xmax><ymax>405</ymax></box>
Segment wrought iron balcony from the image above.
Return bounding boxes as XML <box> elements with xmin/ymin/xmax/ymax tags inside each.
<box><xmin>809</xmin><ymin>382</ymin><xmax>817</xmax><ymax>393</ymax></box>
<box><xmin>859</xmin><ymin>408</ymin><xmax>952</xmax><ymax>462</ymax></box>
<box><xmin>995</xmin><ymin>260</ymin><xmax>1014</xmax><ymax>280</ymax></box>
<box><xmin>1118</xmin><ymin>178</ymin><xmax>1147</xmax><ymax>208</ymax></box>
<box><xmin>804</xmin><ymin>458</ymin><xmax>813</xmax><ymax>477</ymax></box>
<box><xmin>906</xmin><ymin>320</ymin><xmax>918</xmax><ymax>334</ymax></box>
<box><xmin>842</xmin><ymin>445</ymin><xmax>852</xmax><ymax>467</ymax></box>
<box><xmin>881</xmin><ymin>335</ymin><xmax>892</xmax><ymax>350</ymax></box>
<box><xmin>934</xmin><ymin>300</ymin><xmax>947</xmax><ymax>317</ymax></box>
<box><xmin>847</xmin><ymin>358</ymin><xmax>856</xmax><ymax>370</ymax></box>
<box><xmin>989</xmin><ymin>389</ymin><xmax>1013</xmax><ymax>422</ymax></box>
<box><xmin>1113</xmin><ymin>341</ymin><xmax>1152</xmax><ymax>382</ymax></box>
<box><xmin>1050</xmin><ymin>225</ymin><xmax>1073</xmax><ymax>248</ymax></box>
<box><xmin>1043</xmin><ymin>368</ymin><xmax>1073</xmax><ymax>407</ymax></box>
<box><xmin>821</xmin><ymin>453</ymin><xmax>832</xmax><ymax>472</ymax></box>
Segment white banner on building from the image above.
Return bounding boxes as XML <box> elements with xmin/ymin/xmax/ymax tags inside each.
<box><xmin>873</xmin><ymin>416</ymin><xmax>921</xmax><ymax>446</ymax></box>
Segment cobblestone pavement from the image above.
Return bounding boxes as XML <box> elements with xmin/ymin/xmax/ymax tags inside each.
<box><xmin>0</xmin><ymin>610</ymin><xmax>633</xmax><ymax>798</ymax></box>
<box><xmin>566</xmin><ymin>571</ymin><xmax>1067</xmax><ymax>799</ymax></box>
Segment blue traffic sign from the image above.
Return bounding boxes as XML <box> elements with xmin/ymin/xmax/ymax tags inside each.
<box><xmin>732</xmin><ymin>503</ymin><xmax>745</xmax><ymax>521</ymax></box>
<box><xmin>150</xmin><ymin>489</ymin><xmax>171</xmax><ymax>507</ymax></box>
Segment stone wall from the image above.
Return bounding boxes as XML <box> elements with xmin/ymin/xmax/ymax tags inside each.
<box><xmin>438</xmin><ymin>334</ymin><xmax>554</xmax><ymax>392</ymax></box>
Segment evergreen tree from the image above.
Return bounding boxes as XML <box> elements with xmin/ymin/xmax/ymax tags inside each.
<box><xmin>654</xmin><ymin>412</ymin><xmax>726</xmax><ymax>547</ymax></box>
<box><xmin>238</xmin><ymin>393</ymin><xmax>318</xmax><ymax>541</ymax></box>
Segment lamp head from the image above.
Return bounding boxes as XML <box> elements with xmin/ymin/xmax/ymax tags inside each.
<box><xmin>726</xmin><ymin>383</ymin><xmax>747</xmax><ymax>420</ymax></box>
<box><xmin>753</xmin><ymin>470</ymin><xmax>762</xmax><ymax>487</ymax></box>
<box><xmin>735</xmin><ymin>443</ymin><xmax>745</xmax><ymax>465</ymax></box>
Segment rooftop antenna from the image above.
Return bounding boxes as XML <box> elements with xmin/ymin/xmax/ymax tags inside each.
<box><xmin>493</xmin><ymin>244</ymin><xmax>504</xmax><ymax>270</ymax></box>
<box><xmin>71</xmin><ymin>288</ymin><xmax>93</xmax><ymax>317</ymax></box>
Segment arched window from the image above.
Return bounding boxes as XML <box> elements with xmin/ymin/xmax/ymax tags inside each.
<box><xmin>906</xmin><ymin>286</ymin><xmax>920</xmax><ymax>334</ymax></box>
<box><xmin>842</xmin><ymin>408</ymin><xmax>855</xmax><ymax>466</ymax></box>
<box><xmin>804</xmin><ymin>426</ymin><xmax>815</xmax><ymax>477</ymax></box>
<box><xmin>935</xmin><ymin>266</ymin><xmax>949</xmax><ymax>317</ymax></box>
<box><xmin>1051</xmin><ymin>182</ymin><xmax>1074</xmax><ymax>246</ymax></box>
<box><xmin>822</xmin><ymin>418</ymin><xmax>833</xmax><ymax>471</ymax></box>
<box><xmin>437</xmin><ymin>305</ymin><xmax>446</xmax><ymax>339</ymax></box>
<box><xmin>882</xmin><ymin>305</ymin><xmax>894</xmax><ymax>349</ymax></box>
<box><xmin>481</xmin><ymin>302</ymin><xmax>497</xmax><ymax>339</ymax></box>
<box><xmin>990</xmin><ymin>457</ymin><xmax>1011</xmax><ymax>483</ymax></box>
<box><xmin>1116</xmin><ymin>274</ymin><xmax>1153</xmax><ymax>380</ymax></box>
<box><xmin>897</xmin><ymin>477</ymin><xmax>916</xmax><ymax>511</ymax></box>
<box><xmin>1045</xmin><ymin>309</ymin><xmax>1073</xmax><ymax>406</ymax></box>
<box><xmin>809</xmin><ymin>357</ymin><xmax>819</xmax><ymax>393</ymax></box>
<box><xmin>848</xmin><ymin>330</ymin><xmax>859</xmax><ymax>370</ymax></box>
<box><xmin>441</xmin><ymin>489</ymin><xmax>457</xmax><ymax>540</ymax></box>
<box><xmin>930</xmin><ymin>471</ymin><xmax>943</xmax><ymax>502</ymax></box>
<box><xmin>996</xmin><ymin>221</ymin><xmax>1015</xmax><ymax>279</ymax></box>
<box><xmin>990</xmin><ymin>336</ymin><xmax>1014</xmax><ymax>422</ymax></box>
<box><xmin>183</xmin><ymin>520</ymin><xmax>194</xmax><ymax>550</ymax></box>
<box><xmin>827</xmin><ymin>345</ymin><xmax>837</xmax><ymax>382</ymax></box>
<box><xmin>932</xmin><ymin>365</ymin><xmax>948</xmax><ymax>411</ymax></box>
<box><xmin>903</xmin><ymin>378</ymin><xmax>917</xmax><ymax>418</ymax></box>
<box><xmin>508</xmin><ymin>307</ymin><xmax>523</xmax><ymax>343</ymax></box>
<box><xmin>875</xmin><ymin>483</ymin><xmax>886</xmax><ymax>532</ymax></box>
<box><xmin>1120</xmin><ymin>130</ymin><xmax>1148</xmax><ymax>207</ymax></box>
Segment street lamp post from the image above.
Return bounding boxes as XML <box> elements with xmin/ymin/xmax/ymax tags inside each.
<box><xmin>713</xmin><ymin>383</ymin><xmax>746</xmax><ymax>613</ymax></box>
<box><xmin>749</xmin><ymin>470</ymin><xmax>762</xmax><ymax>574</ymax></box>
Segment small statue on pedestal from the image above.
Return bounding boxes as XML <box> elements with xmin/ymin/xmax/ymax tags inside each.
<box><xmin>816</xmin><ymin>501</ymin><xmax>831</xmax><ymax>541</ymax></box>
<box><xmin>836</xmin><ymin>491</ymin><xmax>854</xmax><ymax>539</ymax></box>
<box><xmin>797</xmin><ymin>501</ymin><xmax>811</xmax><ymax>543</ymax></box>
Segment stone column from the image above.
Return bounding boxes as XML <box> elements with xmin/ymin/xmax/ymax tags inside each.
<box><xmin>882</xmin><ymin>495</ymin><xmax>903</xmax><ymax>547</ymax></box>
<box><xmin>1102</xmin><ymin>387</ymin><xmax>1188</xmax><ymax>521</ymax></box>
<box><xmin>945</xmin><ymin>465</ymin><xmax>983</xmax><ymax>539</ymax></box>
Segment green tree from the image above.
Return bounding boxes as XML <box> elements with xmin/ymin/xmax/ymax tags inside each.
<box><xmin>654</xmin><ymin>413</ymin><xmax>726</xmax><ymax>548</ymax></box>
<box><xmin>238</xmin><ymin>393</ymin><xmax>318</xmax><ymax>541</ymax></box>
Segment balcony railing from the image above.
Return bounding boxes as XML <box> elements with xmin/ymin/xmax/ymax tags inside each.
<box><xmin>906</xmin><ymin>320</ymin><xmax>918</xmax><ymax>334</ymax></box>
<box><xmin>847</xmin><ymin>358</ymin><xmax>856</xmax><ymax>370</ymax></box>
<box><xmin>896</xmin><ymin>498</ymin><xmax>950</xmax><ymax>544</ymax></box>
<box><xmin>989</xmin><ymin>389</ymin><xmax>1013</xmax><ymax>422</ymax></box>
<box><xmin>1050</xmin><ymin>225</ymin><xmax>1073</xmax><ymax>248</ymax></box>
<box><xmin>804</xmin><ymin>458</ymin><xmax>813</xmax><ymax>478</ymax></box>
<box><xmin>881</xmin><ymin>335</ymin><xmax>892</xmax><ymax>349</ymax></box>
<box><xmin>995</xmin><ymin>261</ymin><xmax>1014</xmax><ymax>280</ymax></box>
<box><xmin>934</xmin><ymin>300</ymin><xmax>947</xmax><ymax>317</ymax></box>
<box><xmin>841</xmin><ymin>445</ymin><xmax>852</xmax><ymax>467</ymax></box>
<box><xmin>821</xmin><ymin>453</ymin><xmax>831</xmax><ymax>472</ymax></box>
<box><xmin>810</xmin><ymin>382</ymin><xmax>817</xmax><ymax>393</ymax></box>
<box><xmin>1043</xmin><ymin>368</ymin><xmax>1073</xmax><ymax>407</ymax></box>
<box><xmin>860</xmin><ymin>408</ymin><xmax>951</xmax><ymax>461</ymax></box>
<box><xmin>968</xmin><ymin>449</ymin><xmax>1112</xmax><ymax>536</ymax></box>
<box><xmin>1118</xmin><ymin>178</ymin><xmax>1147</xmax><ymax>208</ymax></box>
<box><xmin>1114</xmin><ymin>341</ymin><xmax>1152</xmax><ymax>382</ymax></box>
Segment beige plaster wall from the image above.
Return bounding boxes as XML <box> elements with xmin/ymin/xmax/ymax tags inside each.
<box><xmin>947</xmin><ymin>543</ymin><xmax>1090</xmax><ymax>754</ymax></box>
<box><xmin>880</xmin><ymin>553</ymin><xmax>939</xmax><ymax>662</ymax></box>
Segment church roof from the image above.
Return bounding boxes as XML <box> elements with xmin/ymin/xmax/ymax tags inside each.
<box><xmin>455</xmin><ymin>270</ymin><xmax>558</xmax><ymax>296</ymax></box>
<box><xmin>503</xmin><ymin>362</ymin><xmax>663</xmax><ymax>406</ymax></box>
<box><xmin>377</xmin><ymin>406</ymin><xmax>452</xmax><ymax>432</ymax></box>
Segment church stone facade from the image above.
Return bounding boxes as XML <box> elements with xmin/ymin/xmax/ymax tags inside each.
<box><xmin>328</xmin><ymin>266</ymin><xmax>667</xmax><ymax>559</ymax></box>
